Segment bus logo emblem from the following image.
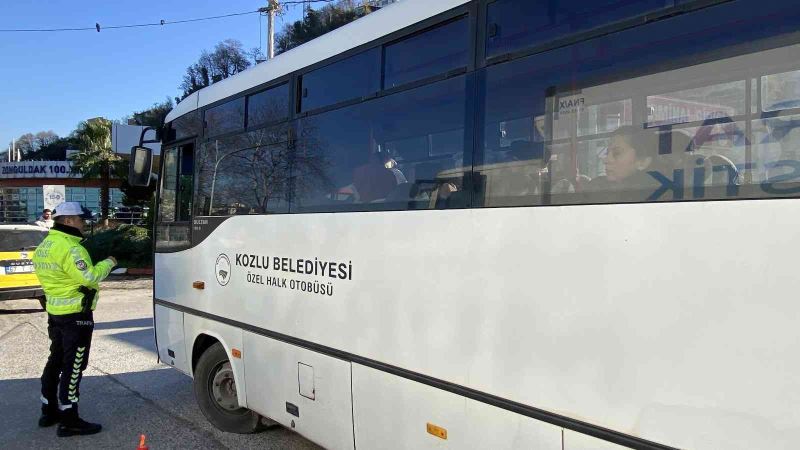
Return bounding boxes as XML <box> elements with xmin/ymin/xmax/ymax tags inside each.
<box><xmin>215</xmin><ymin>254</ymin><xmax>231</xmax><ymax>286</ymax></box>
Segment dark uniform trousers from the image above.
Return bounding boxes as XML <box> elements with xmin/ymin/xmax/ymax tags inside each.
<box><xmin>40</xmin><ymin>312</ymin><xmax>94</xmax><ymax>408</ymax></box>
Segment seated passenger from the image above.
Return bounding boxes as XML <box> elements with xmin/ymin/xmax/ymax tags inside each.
<box><xmin>583</xmin><ymin>125</ymin><xmax>660</xmax><ymax>202</ymax></box>
<box><xmin>352</xmin><ymin>151</ymin><xmax>400</xmax><ymax>202</ymax></box>
<box><xmin>384</xmin><ymin>157</ymin><xmax>408</xmax><ymax>184</ymax></box>
<box><xmin>433</xmin><ymin>181</ymin><xmax>461</xmax><ymax>209</ymax></box>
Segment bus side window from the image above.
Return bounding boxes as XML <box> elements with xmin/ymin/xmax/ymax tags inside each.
<box><xmin>485</xmin><ymin>0</ymin><xmax>674</xmax><ymax>58</ymax></box>
<box><xmin>293</xmin><ymin>75</ymin><xmax>470</xmax><ymax>212</ymax></box>
<box><xmin>195</xmin><ymin>128</ymin><xmax>291</xmax><ymax>217</ymax></box>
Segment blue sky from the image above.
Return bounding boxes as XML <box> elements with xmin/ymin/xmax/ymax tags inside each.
<box><xmin>0</xmin><ymin>0</ymin><xmax>306</xmax><ymax>149</ymax></box>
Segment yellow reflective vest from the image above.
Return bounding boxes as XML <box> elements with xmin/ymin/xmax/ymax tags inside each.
<box><xmin>32</xmin><ymin>226</ymin><xmax>115</xmax><ymax>315</ymax></box>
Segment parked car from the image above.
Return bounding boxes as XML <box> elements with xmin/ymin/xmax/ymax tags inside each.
<box><xmin>0</xmin><ymin>224</ymin><xmax>48</xmax><ymax>309</ymax></box>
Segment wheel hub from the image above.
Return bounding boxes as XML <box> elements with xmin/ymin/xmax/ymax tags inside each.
<box><xmin>211</xmin><ymin>362</ymin><xmax>240</xmax><ymax>411</ymax></box>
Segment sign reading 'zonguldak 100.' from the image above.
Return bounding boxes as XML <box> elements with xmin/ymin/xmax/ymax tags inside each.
<box><xmin>0</xmin><ymin>161</ymin><xmax>77</xmax><ymax>179</ymax></box>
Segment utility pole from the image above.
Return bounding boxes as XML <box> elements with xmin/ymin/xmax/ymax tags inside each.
<box><xmin>259</xmin><ymin>0</ymin><xmax>281</xmax><ymax>60</ymax></box>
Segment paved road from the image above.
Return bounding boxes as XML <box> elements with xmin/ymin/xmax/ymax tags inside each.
<box><xmin>0</xmin><ymin>277</ymin><xmax>320</xmax><ymax>450</ymax></box>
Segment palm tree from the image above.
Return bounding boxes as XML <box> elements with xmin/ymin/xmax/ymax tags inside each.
<box><xmin>71</xmin><ymin>118</ymin><xmax>121</xmax><ymax>225</ymax></box>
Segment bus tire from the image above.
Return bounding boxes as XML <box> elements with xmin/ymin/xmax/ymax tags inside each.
<box><xmin>193</xmin><ymin>342</ymin><xmax>263</xmax><ymax>434</ymax></box>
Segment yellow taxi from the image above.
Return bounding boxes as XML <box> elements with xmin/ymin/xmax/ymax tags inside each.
<box><xmin>0</xmin><ymin>224</ymin><xmax>49</xmax><ymax>307</ymax></box>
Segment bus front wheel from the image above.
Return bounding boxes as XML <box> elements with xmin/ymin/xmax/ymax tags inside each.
<box><xmin>193</xmin><ymin>342</ymin><xmax>262</xmax><ymax>433</ymax></box>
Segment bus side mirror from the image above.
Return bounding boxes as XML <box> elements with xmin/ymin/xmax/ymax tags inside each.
<box><xmin>129</xmin><ymin>146</ymin><xmax>153</xmax><ymax>187</ymax></box>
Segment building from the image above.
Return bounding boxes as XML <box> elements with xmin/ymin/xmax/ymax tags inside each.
<box><xmin>0</xmin><ymin>160</ymin><xmax>124</xmax><ymax>223</ymax></box>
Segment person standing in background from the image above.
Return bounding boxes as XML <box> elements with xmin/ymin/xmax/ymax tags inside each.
<box><xmin>35</xmin><ymin>209</ymin><xmax>54</xmax><ymax>229</ymax></box>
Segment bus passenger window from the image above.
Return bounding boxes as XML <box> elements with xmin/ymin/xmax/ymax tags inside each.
<box><xmin>486</xmin><ymin>0</ymin><xmax>673</xmax><ymax>58</ymax></box>
<box><xmin>165</xmin><ymin>111</ymin><xmax>201</xmax><ymax>141</ymax></box>
<box><xmin>384</xmin><ymin>17</ymin><xmax>469</xmax><ymax>89</ymax></box>
<box><xmin>205</xmin><ymin>98</ymin><xmax>245</xmax><ymax>138</ymax></box>
<box><xmin>247</xmin><ymin>83</ymin><xmax>290</xmax><ymax>128</ymax></box>
<box><xmin>300</xmin><ymin>48</ymin><xmax>381</xmax><ymax>113</ymax></box>
<box><xmin>195</xmin><ymin>128</ymin><xmax>291</xmax><ymax>216</ymax></box>
<box><xmin>293</xmin><ymin>76</ymin><xmax>469</xmax><ymax>212</ymax></box>
<box><xmin>478</xmin><ymin>4</ymin><xmax>800</xmax><ymax>207</ymax></box>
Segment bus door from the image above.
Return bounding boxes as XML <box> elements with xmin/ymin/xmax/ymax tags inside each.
<box><xmin>153</xmin><ymin>142</ymin><xmax>194</xmax><ymax>371</ymax></box>
<box><xmin>155</xmin><ymin>143</ymin><xmax>194</xmax><ymax>252</ymax></box>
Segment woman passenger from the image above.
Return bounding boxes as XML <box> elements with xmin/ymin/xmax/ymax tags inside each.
<box><xmin>583</xmin><ymin>125</ymin><xmax>660</xmax><ymax>202</ymax></box>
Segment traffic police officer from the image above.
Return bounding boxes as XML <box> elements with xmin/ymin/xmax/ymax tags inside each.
<box><xmin>33</xmin><ymin>202</ymin><xmax>117</xmax><ymax>437</ymax></box>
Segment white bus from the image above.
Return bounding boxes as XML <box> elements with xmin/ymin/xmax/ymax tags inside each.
<box><xmin>130</xmin><ymin>1</ymin><xmax>800</xmax><ymax>448</ymax></box>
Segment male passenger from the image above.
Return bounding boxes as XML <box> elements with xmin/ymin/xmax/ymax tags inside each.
<box><xmin>33</xmin><ymin>202</ymin><xmax>116</xmax><ymax>437</ymax></box>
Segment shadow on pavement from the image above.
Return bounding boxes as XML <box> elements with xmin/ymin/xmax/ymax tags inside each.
<box><xmin>104</xmin><ymin>328</ymin><xmax>156</xmax><ymax>354</ymax></box>
<box><xmin>94</xmin><ymin>318</ymin><xmax>152</xmax><ymax>330</ymax></box>
<box><xmin>0</xmin><ymin>308</ymin><xmax>44</xmax><ymax>315</ymax></box>
<box><xmin>0</xmin><ymin>370</ymin><xmax>216</xmax><ymax>449</ymax></box>
<box><xmin>0</xmin><ymin>371</ymin><xmax>319</xmax><ymax>450</ymax></box>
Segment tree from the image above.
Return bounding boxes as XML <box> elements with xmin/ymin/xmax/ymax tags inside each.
<box><xmin>12</xmin><ymin>130</ymin><xmax>59</xmax><ymax>157</ymax></box>
<box><xmin>14</xmin><ymin>133</ymin><xmax>37</xmax><ymax>155</ymax></box>
<box><xmin>71</xmin><ymin>118</ymin><xmax>121</xmax><ymax>223</ymax></box>
<box><xmin>34</xmin><ymin>131</ymin><xmax>59</xmax><ymax>149</ymax></box>
<box><xmin>128</xmin><ymin>98</ymin><xmax>173</xmax><ymax>128</ymax></box>
<box><xmin>179</xmin><ymin>39</ymin><xmax>251</xmax><ymax>100</ymax></box>
<box><xmin>23</xmin><ymin>136</ymin><xmax>77</xmax><ymax>161</ymax></box>
<box><xmin>276</xmin><ymin>1</ymin><xmax>374</xmax><ymax>54</ymax></box>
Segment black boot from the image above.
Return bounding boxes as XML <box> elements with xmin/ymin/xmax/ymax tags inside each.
<box><xmin>56</xmin><ymin>405</ymin><xmax>102</xmax><ymax>437</ymax></box>
<box><xmin>38</xmin><ymin>403</ymin><xmax>59</xmax><ymax>427</ymax></box>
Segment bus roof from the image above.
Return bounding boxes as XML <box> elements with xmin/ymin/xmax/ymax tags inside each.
<box><xmin>165</xmin><ymin>0</ymin><xmax>469</xmax><ymax>123</ymax></box>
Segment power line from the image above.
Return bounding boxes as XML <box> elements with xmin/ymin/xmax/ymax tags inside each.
<box><xmin>257</xmin><ymin>0</ymin><xmax>337</xmax><ymax>59</ymax></box>
<box><xmin>0</xmin><ymin>0</ymin><xmax>339</xmax><ymax>33</ymax></box>
<box><xmin>0</xmin><ymin>10</ymin><xmax>260</xmax><ymax>33</ymax></box>
<box><xmin>257</xmin><ymin>0</ymin><xmax>336</xmax><ymax>15</ymax></box>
